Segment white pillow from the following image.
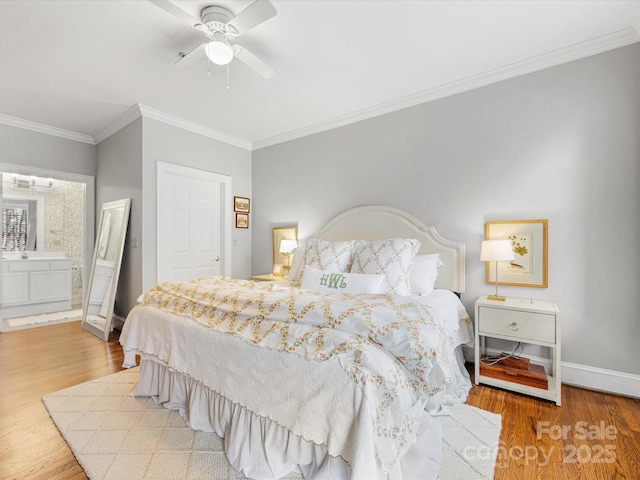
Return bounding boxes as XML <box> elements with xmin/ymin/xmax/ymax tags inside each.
<box><xmin>293</xmin><ymin>239</ymin><xmax>355</xmax><ymax>285</ymax></box>
<box><xmin>285</xmin><ymin>247</ymin><xmax>305</xmax><ymax>281</ymax></box>
<box><xmin>300</xmin><ymin>266</ymin><xmax>385</xmax><ymax>294</ymax></box>
<box><xmin>350</xmin><ymin>238</ymin><xmax>421</xmax><ymax>296</ymax></box>
<box><xmin>410</xmin><ymin>253</ymin><xmax>443</xmax><ymax>295</ymax></box>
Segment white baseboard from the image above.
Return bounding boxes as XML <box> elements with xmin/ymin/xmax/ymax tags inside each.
<box><xmin>466</xmin><ymin>346</ymin><xmax>639</xmax><ymax>399</ymax></box>
<box><xmin>111</xmin><ymin>314</ymin><xmax>126</xmax><ymax>331</ymax></box>
<box><xmin>562</xmin><ymin>362</ymin><xmax>640</xmax><ymax>399</ymax></box>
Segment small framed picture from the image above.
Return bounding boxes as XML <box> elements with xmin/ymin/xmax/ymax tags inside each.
<box><xmin>234</xmin><ymin>196</ymin><xmax>250</xmax><ymax>213</ymax></box>
<box><xmin>272</xmin><ymin>264</ymin><xmax>283</xmax><ymax>276</ymax></box>
<box><xmin>235</xmin><ymin>213</ymin><xmax>249</xmax><ymax>229</ymax></box>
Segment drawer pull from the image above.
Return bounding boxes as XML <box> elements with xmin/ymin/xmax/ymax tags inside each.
<box><xmin>510</xmin><ymin>322</ymin><xmax>519</xmax><ymax>331</ymax></box>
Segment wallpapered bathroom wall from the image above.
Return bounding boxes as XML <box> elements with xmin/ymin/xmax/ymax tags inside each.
<box><xmin>3</xmin><ymin>175</ymin><xmax>85</xmax><ymax>301</ymax></box>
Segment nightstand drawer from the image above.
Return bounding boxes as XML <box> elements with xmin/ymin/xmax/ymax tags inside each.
<box><xmin>478</xmin><ymin>307</ymin><xmax>555</xmax><ymax>344</ymax></box>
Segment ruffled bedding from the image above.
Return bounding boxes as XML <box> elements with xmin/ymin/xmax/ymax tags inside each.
<box><xmin>134</xmin><ymin>359</ymin><xmax>445</xmax><ymax>479</ymax></box>
<box><xmin>120</xmin><ymin>277</ymin><xmax>472</xmax><ymax>479</ymax></box>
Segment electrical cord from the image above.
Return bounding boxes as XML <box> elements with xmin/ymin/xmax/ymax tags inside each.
<box><xmin>480</xmin><ymin>342</ymin><xmax>523</xmax><ymax>366</ymax></box>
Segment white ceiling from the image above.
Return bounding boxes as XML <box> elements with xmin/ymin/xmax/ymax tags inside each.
<box><xmin>0</xmin><ymin>1</ymin><xmax>639</xmax><ymax>150</ymax></box>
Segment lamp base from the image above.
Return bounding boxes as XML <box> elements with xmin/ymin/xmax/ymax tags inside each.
<box><xmin>487</xmin><ymin>295</ymin><xmax>507</xmax><ymax>302</ymax></box>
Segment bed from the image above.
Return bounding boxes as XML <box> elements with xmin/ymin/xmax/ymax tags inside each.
<box><xmin>120</xmin><ymin>205</ymin><xmax>473</xmax><ymax>479</ymax></box>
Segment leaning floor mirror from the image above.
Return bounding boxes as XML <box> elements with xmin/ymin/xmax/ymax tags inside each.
<box><xmin>82</xmin><ymin>198</ymin><xmax>131</xmax><ymax>341</ymax></box>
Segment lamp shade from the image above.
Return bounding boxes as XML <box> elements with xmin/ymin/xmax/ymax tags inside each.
<box><xmin>279</xmin><ymin>239</ymin><xmax>298</xmax><ymax>254</ymax></box>
<box><xmin>480</xmin><ymin>240</ymin><xmax>514</xmax><ymax>262</ymax></box>
<box><xmin>205</xmin><ymin>41</ymin><xmax>234</xmax><ymax>65</ymax></box>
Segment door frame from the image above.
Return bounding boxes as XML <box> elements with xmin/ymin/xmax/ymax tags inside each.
<box><xmin>0</xmin><ymin>163</ymin><xmax>94</xmax><ymax>332</ymax></box>
<box><xmin>156</xmin><ymin>161</ymin><xmax>232</xmax><ymax>283</ymax></box>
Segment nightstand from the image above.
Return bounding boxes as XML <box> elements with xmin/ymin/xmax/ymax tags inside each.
<box><xmin>474</xmin><ymin>296</ymin><xmax>561</xmax><ymax>405</ymax></box>
<box><xmin>250</xmin><ymin>274</ymin><xmax>283</xmax><ymax>282</ymax></box>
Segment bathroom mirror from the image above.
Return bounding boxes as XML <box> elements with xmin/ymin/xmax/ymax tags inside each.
<box><xmin>2</xmin><ymin>195</ymin><xmax>44</xmax><ymax>252</ymax></box>
<box><xmin>82</xmin><ymin>198</ymin><xmax>131</xmax><ymax>341</ymax></box>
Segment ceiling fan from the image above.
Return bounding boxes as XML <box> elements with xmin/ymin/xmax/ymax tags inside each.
<box><xmin>149</xmin><ymin>0</ymin><xmax>277</xmax><ymax>78</ymax></box>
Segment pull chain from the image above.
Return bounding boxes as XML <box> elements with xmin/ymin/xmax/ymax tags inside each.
<box><xmin>205</xmin><ymin>55</ymin><xmax>229</xmax><ymax>88</ymax></box>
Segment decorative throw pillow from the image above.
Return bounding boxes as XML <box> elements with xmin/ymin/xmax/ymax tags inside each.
<box><xmin>410</xmin><ymin>253</ymin><xmax>443</xmax><ymax>295</ymax></box>
<box><xmin>285</xmin><ymin>247</ymin><xmax>305</xmax><ymax>281</ymax></box>
<box><xmin>293</xmin><ymin>239</ymin><xmax>355</xmax><ymax>285</ymax></box>
<box><xmin>351</xmin><ymin>238</ymin><xmax>421</xmax><ymax>296</ymax></box>
<box><xmin>300</xmin><ymin>266</ymin><xmax>385</xmax><ymax>294</ymax></box>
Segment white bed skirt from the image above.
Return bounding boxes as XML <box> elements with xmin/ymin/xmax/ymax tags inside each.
<box><xmin>135</xmin><ymin>358</ymin><xmax>446</xmax><ymax>480</ymax></box>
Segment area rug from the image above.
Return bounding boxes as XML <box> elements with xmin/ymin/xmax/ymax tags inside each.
<box><xmin>43</xmin><ymin>368</ymin><xmax>502</xmax><ymax>480</ymax></box>
<box><xmin>5</xmin><ymin>308</ymin><xmax>83</xmax><ymax>330</ymax></box>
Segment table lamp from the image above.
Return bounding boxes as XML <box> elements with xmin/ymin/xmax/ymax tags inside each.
<box><xmin>279</xmin><ymin>239</ymin><xmax>298</xmax><ymax>272</ymax></box>
<box><xmin>480</xmin><ymin>239</ymin><xmax>514</xmax><ymax>301</ymax></box>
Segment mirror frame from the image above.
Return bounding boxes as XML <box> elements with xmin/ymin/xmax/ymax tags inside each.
<box><xmin>81</xmin><ymin>198</ymin><xmax>131</xmax><ymax>341</ymax></box>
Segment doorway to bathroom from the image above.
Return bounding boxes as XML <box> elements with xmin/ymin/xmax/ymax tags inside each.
<box><xmin>1</xmin><ymin>167</ymin><xmax>95</xmax><ymax>332</ymax></box>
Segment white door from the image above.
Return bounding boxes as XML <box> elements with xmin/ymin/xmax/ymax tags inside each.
<box><xmin>157</xmin><ymin>162</ymin><xmax>232</xmax><ymax>283</ymax></box>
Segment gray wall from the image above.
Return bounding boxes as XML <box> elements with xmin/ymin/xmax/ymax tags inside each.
<box><xmin>252</xmin><ymin>44</ymin><xmax>640</xmax><ymax>376</ymax></box>
<box><xmin>0</xmin><ymin>124</ymin><xmax>96</xmax><ymax>177</ymax></box>
<box><xmin>96</xmin><ymin>117</ymin><xmax>253</xmax><ymax>315</ymax></box>
<box><xmin>141</xmin><ymin>118</ymin><xmax>253</xmax><ymax>292</ymax></box>
<box><xmin>96</xmin><ymin>119</ymin><xmax>143</xmax><ymax>317</ymax></box>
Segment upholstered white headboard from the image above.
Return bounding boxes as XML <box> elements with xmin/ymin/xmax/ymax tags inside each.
<box><xmin>313</xmin><ymin>205</ymin><xmax>466</xmax><ymax>293</ymax></box>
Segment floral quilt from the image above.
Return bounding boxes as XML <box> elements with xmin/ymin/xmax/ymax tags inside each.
<box><xmin>139</xmin><ymin>276</ymin><xmax>461</xmax><ymax>471</ymax></box>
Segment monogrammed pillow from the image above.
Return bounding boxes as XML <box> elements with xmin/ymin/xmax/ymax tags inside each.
<box><xmin>350</xmin><ymin>238</ymin><xmax>421</xmax><ymax>296</ymax></box>
<box><xmin>300</xmin><ymin>266</ymin><xmax>385</xmax><ymax>294</ymax></box>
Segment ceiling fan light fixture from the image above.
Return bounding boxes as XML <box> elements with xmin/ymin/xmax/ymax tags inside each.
<box><xmin>205</xmin><ymin>41</ymin><xmax>234</xmax><ymax>65</ymax></box>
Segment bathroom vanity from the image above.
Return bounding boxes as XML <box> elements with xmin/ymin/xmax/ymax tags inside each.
<box><xmin>2</xmin><ymin>252</ymin><xmax>72</xmax><ymax>319</ymax></box>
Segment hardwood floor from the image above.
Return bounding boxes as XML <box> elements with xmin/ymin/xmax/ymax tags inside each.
<box><xmin>1</xmin><ymin>321</ymin><xmax>638</xmax><ymax>479</ymax></box>
<box><xmin>0</xmin><ymin>321</ymin><xmax>124</xmax><ymax>480</ymax></box>
<box><xmin>466</xmin><ymin>372</ymin><xmax>640</xmax><ymax>479</ymax></box>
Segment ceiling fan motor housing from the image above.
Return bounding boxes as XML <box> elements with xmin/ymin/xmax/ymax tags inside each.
<box><xmin>200</xmin><ymin>6</ymin><xmax>238</xmax><ymax>37</ymax></box>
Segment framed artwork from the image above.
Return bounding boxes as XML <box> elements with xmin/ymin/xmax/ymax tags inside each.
<box><xmin>485</xmin><ymin>219</ymin><xmax>548</xmax><ymax>288</ymax></box>
<box><xmin>272</xmin><ymin>226</ymin><xmax>298</xmax><ymax>270</ymax></box>
<box><xmin>234</xmin><ymin>196</ymin><xmax>250</xmax><ymax>213</ymax></box>
<box><xmin>235</xmin><ymin>213</ymin><xmax>249</xmax><ymax>229</ymax></box>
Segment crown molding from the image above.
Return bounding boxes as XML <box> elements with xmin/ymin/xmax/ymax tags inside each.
<box><xmin>93</xmin><ymin>105</ymin><xmax>143</xmax><ymax>144</ymax></box>
<box><xmin>252</xmin><ymin>26</ymin><xmax>640</xmax><ymax>150</ymax></box>
<box><xmin>0</xmin><ymin>112</ymin><xmax>95</xmax><ymax>145</ymax></box>
<box><xmin>3</xmin><ymin>22</ymin><xmax>639</xmax><ymax>151</ymax></box>
<box><xmin>137</xmin><ymin>105</ymin><xmax>252</xmax><ymax>150</ymax></box>
<box><xmin>0</xmin><ymin>103</ymin><xmax>252</xmax><ymax>150</ymax></box>
<box><xmin>94</xmin><ymin>104</ymin><xmax>252</xmax><ymax>150</ymax></box>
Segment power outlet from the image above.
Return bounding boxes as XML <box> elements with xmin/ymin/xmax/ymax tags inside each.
<box><xmin>131</xmin><ymin>237</ymin><xmax>138</xmax><ymax>248</ymax></box>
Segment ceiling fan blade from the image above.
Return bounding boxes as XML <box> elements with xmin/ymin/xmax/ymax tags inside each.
<box><xmin>227</xmin><ymin>0</ymin><xmax>276</xmax><ymax>36</ymax></box>
<box><xmin>234</xmin><ymin>45</ymin><xmax>275</xmax><ymax>78</ymax></box>
<box><xmin>175</xmin><ymin>43</ymin><xmax>207</xmax><ymax>68</ymax></box>
<box><xmin>148</xmin><ymin>0</ymin><xmax>202</xmax><ymax>29</ymax></box>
